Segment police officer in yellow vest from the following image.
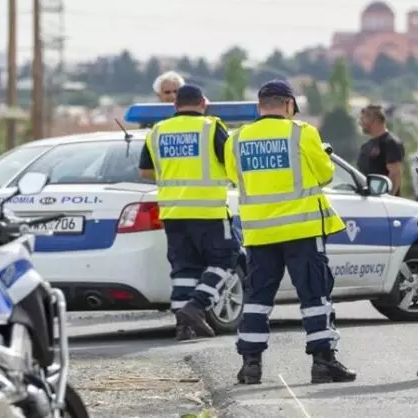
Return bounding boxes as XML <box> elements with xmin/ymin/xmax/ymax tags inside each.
<box><xmin>139</xmin><ymin>84</ymin><xmax>240</xmax><ymax>341</ymax></box>
<box><xmin>224</xmin><ymin>80</ymin><xmax>357</xmax><ymax>385</ymax></box>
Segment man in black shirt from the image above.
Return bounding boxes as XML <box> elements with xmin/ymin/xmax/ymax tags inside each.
<box><xmin>357</xmin><ymin>105</ymin><xmax>404</xmax><ymax>196</ymax></box>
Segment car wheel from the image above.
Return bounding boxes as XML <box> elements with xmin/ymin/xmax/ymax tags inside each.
<box><xmin>371</xmin><ymin>245</ymin><xmax>418</xmax><ymax>321</ymax></box>
<box><xmin>206</xmin><ymin>265</ymin><xmax>244</xmax><ymax>334</ymax></box>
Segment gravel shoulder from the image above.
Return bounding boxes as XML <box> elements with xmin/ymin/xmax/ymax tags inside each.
<box><xmin>69</xmin><ymin>355</ymin><xmax>217</xmax><ymax>418</ymax></box>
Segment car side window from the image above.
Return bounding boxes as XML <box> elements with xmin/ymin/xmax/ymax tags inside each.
<box><xmin>324</xmin><ymin>163</ymin><xmax>358</xmax><ymax>193</ymax></box>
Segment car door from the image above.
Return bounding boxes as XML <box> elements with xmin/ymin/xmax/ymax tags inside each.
<box><xmin>323</xmin><ymin>160</ymin><xmax>391</xmax><ymax>293</ymax></box>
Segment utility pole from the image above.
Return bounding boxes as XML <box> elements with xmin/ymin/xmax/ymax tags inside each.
<box><xmin>6</xmin><ymin>0</ymin><xmax>17</xmax><ymax>150</ymax></box>
<box><xmin>42</xmin><ymin>0</ymin><xmax>66</xmax><ymax>137</ymax></box>
<box><xmin>32</xmin><ymin>0</ymin><xmax>44</xmax><ymax>140</ymax></box>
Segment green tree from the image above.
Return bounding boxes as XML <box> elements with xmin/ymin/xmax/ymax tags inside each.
<box><xmin>387</xmin><ymin>118</ymin><xmax>418</xmax><ymax>198</ymax></box>
<box><xmin>349</xmin><ymin>62</ymin><xmax>368</xmax><ymax>81</ymax></box>
<box><xmin>328</xmin><ymin>57</ymin><xmax>351</xmax><ymax>110</ymax></box>
<box><xmin>405</xmin><ymin>55</ymin><xmax>418</xmax><ymax>76</ymax></box>
<box><xmin>177</xmin><ymin>56</ymin><xmax>194</xmax><ymax>74</ymax></box>
<box><xmin>111</xmin><ymin>50</ymin><xmax>142</xmax><ymax>93</ymax></box>
<box><xmin>220</xmin><ymin>46</ymin><xmax>247</xmax><ymax>63</ymax></box>
<box><xmin>320</xmin><ymin>107</ymin><xmax>359</xmax><ymax>164</ymax></box>
<box><xmin>213</xmin><ymin>46</ymin><xmax>248</xmax><ymax>81</ymax></box>
<box><xmin>194</xmin><ymin>58</ymin><xmax>211</xmax><ymax>78</ymax></box>
<box><xmin>293</xmin><ymin>48</ymin><xmax>331</xmax><ymax>80</ymax></box>
<box><xmin>221</xmin><ymin>55</ymin><xmax>247</xmax><ymax>101</ymax></box>
<box><xmin>371</xmin><ymin>54</ymin><xmax>402</xmax><ymax>84</ymax></box>
<box><xmin>263</xmin><ymin>49</ymin><xmax>294</xmax><ymax>75</ymax></box>
<box><xmin>143</xmin><ymin>57</ymin><xmax>162</xmax><ymax>92</ymax></box>
<box><xmin>302</xmin><ymin>79</ymin><xmax>323</xmax><ymax>116</ymax></box>
<box><xmin>379</xmin><ymin>78</ymin><xmax>415</xmax><ymax>104</ymax></box>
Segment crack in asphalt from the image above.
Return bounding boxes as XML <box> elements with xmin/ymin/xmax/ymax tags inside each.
<box><xmin>184</xmin><ymin>353</ymin><xmax>238</xmax><ymax>418</ymax></box>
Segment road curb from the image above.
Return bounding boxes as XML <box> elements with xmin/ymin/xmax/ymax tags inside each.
<box><xmin>68</xmin><ymin>324</ymin><xmax>175</xmax><ymax>342</ymax></box>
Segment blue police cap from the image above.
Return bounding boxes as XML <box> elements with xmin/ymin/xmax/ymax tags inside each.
<box><xmin>176</xmin><ymin>84</ymin><xmax>204</xmax><ymax>103</ymax></box>
<box><xmin>258</xmin><ymin>79</ymin><xmax>300</xmax><ymax>113</ymax></box>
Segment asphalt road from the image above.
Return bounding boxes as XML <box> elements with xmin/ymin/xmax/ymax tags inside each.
<box><xmin>69</xmin><ymin>302</ymin><xmax>418</xmax><ymax>418</ymax></box>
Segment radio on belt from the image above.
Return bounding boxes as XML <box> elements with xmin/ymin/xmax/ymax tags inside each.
<box><xmin>124</xmin><ymin>101</ymin><xmax>260</xmax><ymax>124</ymax></box>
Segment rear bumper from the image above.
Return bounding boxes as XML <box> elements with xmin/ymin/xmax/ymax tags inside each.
<box><xmin>53</xmin><ymin>281</ymin><xmax>170</xmax><ymax>311</ymax></box>
<box><xmin>32</xmin><ymin>230</ymin><xmax>172</xmax><ymax>308</ymax></box>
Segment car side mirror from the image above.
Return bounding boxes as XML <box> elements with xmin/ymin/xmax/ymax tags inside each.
<box><xmin>364</xmin><ymin>174</ymin><xmax>392</xmax><ymax>196</ymax></box>
<box><xmin>17</xmin><ymin>172</ymin><xmax>48</xmax><ymax>195</ymax></box>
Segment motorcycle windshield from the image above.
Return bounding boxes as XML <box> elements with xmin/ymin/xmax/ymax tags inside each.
<box><xmin>0</xmin><ymin>285</ymin><xmax>13</xmax><ymax>323</ymax></box>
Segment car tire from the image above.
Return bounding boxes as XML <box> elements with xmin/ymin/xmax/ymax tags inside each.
<box><xmin>206</xmin><ymin>265</ymin><xmax>245</xmax><ymax>334</ymax></box>
<box><xmin>371</xmin><ymin>245</ymin><xmax>418</xmax><ymax>321</ymax></box>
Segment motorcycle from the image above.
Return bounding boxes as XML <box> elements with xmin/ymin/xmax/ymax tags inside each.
<box><xmin>0</xmin><ymin>172</ymin><xmax>89</xmax><ymax>418</ymax></box>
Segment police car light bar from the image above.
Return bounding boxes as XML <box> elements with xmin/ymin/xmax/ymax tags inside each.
<box><xmin>124</xmin><ymin>101</ymin><xmax>259</xmax><ymax>124</ymax></box>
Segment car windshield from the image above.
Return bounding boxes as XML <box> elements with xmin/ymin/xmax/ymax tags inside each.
<box><xmin>11</xmin><ymin>140</ymin><xmax>154</xmax><ymax>185</ymax></box>
<box><xmin>0</xmin><ymin>146</ymin><xmax>51</xmax><ymax>187</ymax></box>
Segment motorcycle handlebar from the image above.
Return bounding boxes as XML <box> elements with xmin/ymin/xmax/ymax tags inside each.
<box><xmin>27</xmin><ymin>214</ymin><xmax>66</xmax><ymax>226</ymax></box>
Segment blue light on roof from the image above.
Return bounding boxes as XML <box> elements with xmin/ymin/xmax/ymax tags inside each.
<box><xmin>124</xmin><ymin>101</ymin><xmax>259</xmax><ymax>124</ymax></box>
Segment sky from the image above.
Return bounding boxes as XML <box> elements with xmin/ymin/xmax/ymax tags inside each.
<box><xmin>0</xmin><ymin>0</ymin><xmax>417</xmax><ymax>66</ymax></box>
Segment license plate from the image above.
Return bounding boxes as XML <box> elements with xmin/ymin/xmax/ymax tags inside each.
<box><xmin>28</xmin><ymin>216</ymin><xmax>85</xmax><ymax>235</ymax></box>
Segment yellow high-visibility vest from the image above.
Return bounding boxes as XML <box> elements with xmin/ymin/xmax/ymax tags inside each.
<box><xmin>146</xmin><ymin>115</ymin><xmax>229</xmax><ymax>220</ymax></box>
<box><xmin>224</xmin><ymin>118</ymin><xmax>345</xmax><ymax>246</ymax></box>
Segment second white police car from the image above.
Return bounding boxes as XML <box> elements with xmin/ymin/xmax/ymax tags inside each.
<box><xmin>0</xmin><ymin>102</ymin><xmax>417</xmax><ymax>334</ymax></box>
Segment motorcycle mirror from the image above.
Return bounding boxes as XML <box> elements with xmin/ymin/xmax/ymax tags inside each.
<box><xmin>17</xmin><ymin>172</ymin><xmax>49</xmax><ymax>195</ymax></box>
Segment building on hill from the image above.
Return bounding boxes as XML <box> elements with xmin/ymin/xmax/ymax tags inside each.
<box><xmin>328</xmin><ymin>2</ymin><xmax>418</xmax><ymax>70</ymax></box>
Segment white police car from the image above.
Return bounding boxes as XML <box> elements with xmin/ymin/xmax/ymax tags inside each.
<box><xmin>0</xmin><ymin>102</ymin><xmax>417</xmax><ymax>335</ymax></box>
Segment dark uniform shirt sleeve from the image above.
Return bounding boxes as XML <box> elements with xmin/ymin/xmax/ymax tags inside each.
<box><xmin>213</xmin><ymin>122</ymin><xmax>229</xmax><ymax>165</ymax></box>
<box><xmin>139</xmin><ymin>142</ymin><xmax>154</xmax><ymax>170</ymax></box>
<box><xmin>385</xmin><ymin>137</ymin><xmax>404</xmax><ymax>164</ymax></box>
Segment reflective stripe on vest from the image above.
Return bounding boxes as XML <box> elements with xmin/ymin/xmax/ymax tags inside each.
<box><xmin>241</xmin><ymin>206</ymin><xmax>335</xmax><ymax>230</ymax></box>
<box><xmin>158</xmin><ymin>199</ymin><xmax>226</xmax><ymax>208</ymax></box>
<box><xmin>150</xmin><ymin>121</ymin><xmax>229</xmax><ymax>188</ymax></box>
<box><xmin>232</xmin><ymin>123</ymin><xmax>322</xmax><ymax>205</ymax></box>
<box><xmin>233</xmin><ymin>121</ymin><xmax>337</xmax><ymax>230</ymax></box>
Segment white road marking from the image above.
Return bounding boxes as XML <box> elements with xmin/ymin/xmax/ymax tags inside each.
<box><xmin>278</xmin><ymin>373</ymin><xmax>311</xmax><ymax>418</ymax></box>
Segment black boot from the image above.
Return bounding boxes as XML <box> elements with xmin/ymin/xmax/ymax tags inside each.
<box><xmin>175</xmin><ymin>319</ymin><xmax>196</xmax><ymax>341</ymax></box>
<box><xmin>237</xmin><ymin>353</ymin><xmax>262</xmax><ymax>384</ymax></box>
<box><xmin>175</xmin><ymin>302</ymin><xmax>215</xmax><ymax>337</ymax></box>
<box><xmin>311</xmin><ymin>350</ymin><xmax>356</xmax><ymax>384</ymax></box>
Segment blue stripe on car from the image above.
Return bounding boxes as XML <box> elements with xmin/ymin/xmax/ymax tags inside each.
<box><xmin>32</xmin><ymin>216</ymin><xmax>418</xmax><ymax>252</ymax></box>
<box><xmin>34</xmin><ymin>219</ymin><xmax>118</xmax><ymax>252</ymax></box>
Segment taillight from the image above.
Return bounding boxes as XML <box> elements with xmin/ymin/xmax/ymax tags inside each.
<box><xmin>117</xmin><ymin>202</ymin><xmax>163</xmax><ymax>233</ymax></box>
<box><xmin>107</xmin><ymin>289</ymin><xmax>134</xmax><ymax>301</ymax></box>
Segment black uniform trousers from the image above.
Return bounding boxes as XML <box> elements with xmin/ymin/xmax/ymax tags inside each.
<box><xmin>236</xmin><ymin>236</ymin><xmax>340</xmax><ymax>356</ymax></box>
<box><xmin>164</xmin><ymin>218</ymin><xmax>240</xmax><ymax>312</ymax></box>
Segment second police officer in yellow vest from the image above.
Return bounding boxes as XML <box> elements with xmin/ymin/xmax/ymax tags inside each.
<box><xmin>224</xmin><ymin>80</ymin><xmax>357</xmax><ymax>385</ymax></box>
<box><xmin>139</xmin><ymin>84</ymin><xmax>240</xmax><ymax>341</ymax></box>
